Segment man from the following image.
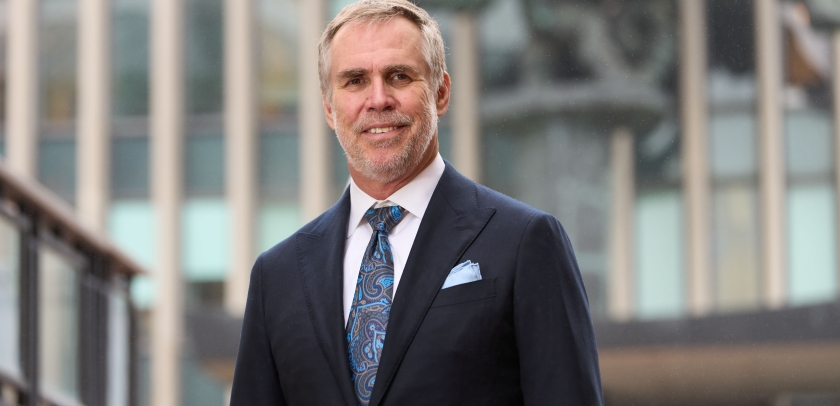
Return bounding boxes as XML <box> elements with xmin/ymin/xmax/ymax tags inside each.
<box><xmin>230</xmin><ymin>0</ymin><xmax>603</xmax><ymax>405</ymax></box>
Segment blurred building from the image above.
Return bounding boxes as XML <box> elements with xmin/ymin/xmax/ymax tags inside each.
<box><xmin>3</xmin><ymin>0</ymin><xmax>840</xmax><ymax>405</ymax></box>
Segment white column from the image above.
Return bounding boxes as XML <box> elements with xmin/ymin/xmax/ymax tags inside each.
<box><xmin>77</xmin><ymin>0</ymin><xmax>112</xmax><ymax>233</ymax></box>
<box><xmin>608</xmin><ymin>127</ymin><xmax>635</xmax><ymax>321</ymax></box>
<box><xmin>224</xmin><ymin>0</ymin><xmax>257</xmax><ymax>315</ymax></box>
<box><xmin>299</xmin><ymin>0</ymin><xmax>330</xmax><ymax>222</ymax></box>
<box><xmin>833</xmin><ymin>32</ymin><xmax>840</xmax><ymax>298</ymax></box>
<box><xmin>452</xmin><ymin>12</ymin><xmax>480</xmax><ymax>182</ymax></box>
<box><xmin>679</xmin><ymin>0</ymin><xmax>712</xmax><ymax>316</ymax></box>
<box><xmin>6</xmin><ymin>0</ymin><xmax>40</xmax><ymax>178</ymax></box>
<box><xmin>150</xmin><ymin>0</ymin><xmax>185</xmax><ymax>404</ymax></box>
<box><xmin>755</xmin><ymin>0</ymin><xmax>787</xmax><ymax>309</ymax></box>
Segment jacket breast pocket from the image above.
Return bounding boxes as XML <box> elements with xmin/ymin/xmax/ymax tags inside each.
<box><xmin>430</xmin><ymin>277</ymin><xmax>496</xmax><ymax>308</ymax></box>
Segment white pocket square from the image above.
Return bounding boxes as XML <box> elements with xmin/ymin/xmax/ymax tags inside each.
<box><xmin>441</xmin><ymin>260</ymin><xmax>482</xmax><ymax>289</ymax></box>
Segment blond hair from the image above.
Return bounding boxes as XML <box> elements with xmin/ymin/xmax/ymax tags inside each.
<box><xmin>318</xmin><ymin>0</ymin><xmax>447</xmax><ymax>102</ymax></box>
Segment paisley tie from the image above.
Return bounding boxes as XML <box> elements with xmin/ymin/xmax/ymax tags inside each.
<box><xmin>346</xmin><ymin>205</ymin><xmax>405</xmax><ymax>406</ymax></box>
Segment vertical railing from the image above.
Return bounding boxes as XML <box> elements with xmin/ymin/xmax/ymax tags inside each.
<box><xmin>19</xmin><ymin>207</ymin><xmax>39</xmax><ymax>406</ymax></box>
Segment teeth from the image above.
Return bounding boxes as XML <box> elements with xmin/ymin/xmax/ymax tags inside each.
<box><xmin>368</xmin><ymin>126</ymin><xmax>396</xmax><ymax>134</ymax></box>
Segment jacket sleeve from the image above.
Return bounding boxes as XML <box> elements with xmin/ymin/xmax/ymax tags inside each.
<box><xmin>514</xmin><ymin>213</ymin><xmax>604</xmax><ymax>406</ymax></box>
<box><xmin>229</xmin><ymin>255</ymin><xmax>287</xmax><ymax>406</ymax></box>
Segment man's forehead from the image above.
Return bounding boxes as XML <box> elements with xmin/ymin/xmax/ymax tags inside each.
<box><xmin>329</xmin><ymin>18</ymin><xmax>425</xmax><ymax>66</ymax></box>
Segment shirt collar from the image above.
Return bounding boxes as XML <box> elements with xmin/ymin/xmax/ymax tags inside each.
<box><xmin>347</xmin><ymin>153</ymin><xmax>445</xmax><ymax>238</ymax></box>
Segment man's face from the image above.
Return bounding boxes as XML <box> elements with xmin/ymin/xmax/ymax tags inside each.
<box><xmin>323</xmin><ymin>18</ymin><xmax>450</xmax><ymax>184</ymax></box>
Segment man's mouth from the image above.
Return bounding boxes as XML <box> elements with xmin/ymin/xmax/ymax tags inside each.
<box><xmin>364</xmin><ymin>125</ymin><xmax>407</xmax><ymax>134</ymax></box>
<box><xmin>367</xmin><ymin>126</ymin><xmax>398</xmax><ymax>134</ymax></box>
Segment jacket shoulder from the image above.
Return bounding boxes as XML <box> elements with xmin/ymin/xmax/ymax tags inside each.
<box><xmin>474</xmin><ymin>182</ymin><xmax>549</xmax><ymax>222</ymax></box>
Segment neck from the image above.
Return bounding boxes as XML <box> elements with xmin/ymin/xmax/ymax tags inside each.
<box><xmin>350</xmin><ymin>138</ymin><xmax>438</xmax><ymax>200</ymax></box>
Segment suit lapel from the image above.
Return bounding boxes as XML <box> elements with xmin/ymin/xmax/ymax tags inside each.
<box><xmin>296</xmin><ymin>189</ymin><xmax>357</xmax><ymax>406</ymax></box>
<box><xmin>369</xmin><ymin>164</ymin><xmax>496</xmax><ymax>406</ymax></box>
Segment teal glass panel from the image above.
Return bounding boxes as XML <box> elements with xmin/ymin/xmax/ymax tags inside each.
<box><xmin>0</xmin><ymin>215</ymin><xmax>20</xmax><ymax>378</ymax></box>
<box><xmin>788</xmin><ymin>185</ymin><xmax>837</xmax><ymax>305</ymax></box>
<box><xmin>112</xmin><ymin>137</ymin><xmax>150</xmax><ymax>198</ymax></box>
<box><xmin>113</xmin><ymin>0</ymin><xmax>150</xmax><ymax>116</ymax></box>
<box><xmin>185</xmin><ymin>135</ymin><xmax>224</xmax><ymax>196</ymax></box>
<box><xmin>258</xmin><ymin>203</ymin><xmax>301</xmax><ymax>253</ymax></box>
<box><xmin>710</xmin><ymin>114</ymin><xmax>757</xmax><ymax>178</ymax></box>
<box><xmin>186</xmin><ymin>0</ymin><xmax>223</xmax><ymax>115</ymax></box>
<box><xmin>785</xmin><ymin>111</ymin><xmax>832</xmax><ymax>177</ymax></box>
<box><xmin>259</xmin><ymin>130</ymin><xmax>299</xmax><ymax>199</ymax></box>
<box><xmin>635</xmin><ymin>190</ymin><xmax>684</xmax><ymax>319</ymax></box>
<box><xmin>109</xmin><ymin>200</ymin><xmax>155</xmax><ymax>308</ymax></box>
<box><xmin>182</xmin><ymin>198</ymin><xmax>228</xmax><ymax>281</ymax></box>
<box><xmin>785</xmin><ymin>109</ymin><xmax>836</xmax><ymax>306</ymax></box>
<box><xmin>39</xmin><ymin>139</ymin><xmax>77</xmax><ymax>204</ymax></box>
<box><xmin>109</xmin><ymin>200</ymin><xmax>155</xmax><ymax>267</ymax></box>
<box><xmin>39</xmin><ymin>246</ymin><xmax>80</xmax><ymax>402</ymax></box>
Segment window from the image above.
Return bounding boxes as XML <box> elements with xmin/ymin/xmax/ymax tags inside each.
<box><xmin>782</xmin><ymin>2</ymin><xmax>838</xmax><ymax>305</ymax></box>
<box><xmin>108</xmin><ymin>287</ymin><xmax>131</xmax><ymax>406</ymax></box>
<box><xmin>39</xmin><ymin>244</ymin><xmax>81</xmax><ymax>402</ymax></box>
<box><xmin>708</xmin><ymin>0</ymin><xmax>761</xmax><ymax>312</ymax></box>
<box><xmin>0</xmin><ymin>215</ymin><xmax>20</xmax><ymax>378</ymax></box>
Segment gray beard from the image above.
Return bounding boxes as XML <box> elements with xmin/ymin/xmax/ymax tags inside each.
<box><xmin>333</xmin><ymin>97</ymin><xmax>438</xmax><ymax>184</ymax></box>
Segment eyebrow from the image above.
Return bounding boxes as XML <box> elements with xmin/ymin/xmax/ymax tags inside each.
<box><xmin>383</xmin><ymin>64</ymin><xmax>420</xmax><ymax>76</ymax></box>
<box><xmin>336</xmin><ymin>68</ymin><xmax>366</xmax><ymax>81</ymax></box>
<box><xmin>335</xmin><ymin>64</ymin><xmax>421</xmax><ymax>81</ymax></box>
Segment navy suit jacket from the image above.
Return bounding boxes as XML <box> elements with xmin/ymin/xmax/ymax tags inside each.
<box><xmin>230</xmin><ymin>163</ymin><xmax>604</xmax><ymax>405</ymax></box>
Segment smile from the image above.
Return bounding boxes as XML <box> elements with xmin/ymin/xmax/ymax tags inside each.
<box><xmin>365</xmin><ymin>126</ymin><xmax>401</xmax><ymax>134</ymax></box>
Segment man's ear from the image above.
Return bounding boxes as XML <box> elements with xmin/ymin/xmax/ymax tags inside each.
<box><xmin>323</xmin><ymin>93</ymin><xmax>336</xmax><ymax>130</ymax></box>
<box><xmin>435</xmin><ymin>72</ymin><xmax>451</xmax><ymax>116</ymax></box>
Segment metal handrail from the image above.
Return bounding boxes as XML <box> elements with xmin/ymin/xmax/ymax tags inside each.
<box><xmin>0</xmin><ymin>160</ymin><xmax>145</xmax><ymax>277</ymax></box>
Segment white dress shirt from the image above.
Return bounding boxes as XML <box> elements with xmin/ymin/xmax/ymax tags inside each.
<box><xmin>343</xmin><ymin>154</ymin><xmax>445</xmax><ymax>323</ymax></box>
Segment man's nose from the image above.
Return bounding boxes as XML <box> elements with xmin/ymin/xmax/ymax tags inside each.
<box><xmin>366</xmin><ymin>79</ymin><xmax>395</xmax><ymax>111</ymax></box>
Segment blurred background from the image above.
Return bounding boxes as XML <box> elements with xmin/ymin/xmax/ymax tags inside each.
<box><xmin>1</xmin><ymin>0</ymin><xmax>840</xmax><ymax>405</ymax></box>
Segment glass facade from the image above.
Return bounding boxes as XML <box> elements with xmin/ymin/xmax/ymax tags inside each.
<box><xmin>708</xmin><ymin>0</ymin><xmax>762</xmax><ymax>312</ymax></box>
<box><xmin>39</xmin><ymin>0</ymin><xmax>78</xmax><ymax>205</ymax></box>
<box><xmin>111</xmin><ymin>0</ymin><xmax>153</xmax><ymax>315</ymax></box>
<box><xmin>186</xmin><ymin>0</ymin><xmax>223</xmax><ymax>116</ymax></box>
<box><xmin>39</xmin><ymin>244</ymin><xmax>81</xmax><ymax>402</ymax></box>
<box><xmin>182</xmin><ymin>198</ymin><xmax>229</xmax><ymax>281</ymax></box>
<box><xmin>635</xmin><ymin>191</ymin><xmax>685</xmax><ymax>318</ymax></box>
<box><xmin>0</xmin><ymin>214</ymin><xmax>20</xmax><ymax>378</ymax></box>
<box><xmin>113</xmin><ymin>0</ymin><xmax>150</xmax><ymax>117</ymax></box>
<box><xmin>109</xmin><ymin>201</ymin><xmax>155</xmax><ymax>308</ymax></box>
<box><xmin>782</xmin><ymin>1</ymin><xmax>838</xmax><ymax>305</ymax></box>
<box><xmin>184</xmin><ymin>0</ymin><xmax>227</xmax><ymax>307</ymax></box>
<box><xmin>258</xmin><ymin>0</ymin><xmax>303</xmax><ymax>250</ymax></box>
<box><xmin>474</xmin><ymin>0</ymin><xmax>681</xmax><ymax>320</ymax></box>
<box><xmin>112</xmin><ymin>136</ymin><xmax>151</xmax><ymax>199</ymax></box>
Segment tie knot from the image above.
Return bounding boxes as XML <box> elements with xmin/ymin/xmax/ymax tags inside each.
<box><xmin>365</xmin><ymin>206</ymin><xmax>405</xmax><ymax>234</ymax></box>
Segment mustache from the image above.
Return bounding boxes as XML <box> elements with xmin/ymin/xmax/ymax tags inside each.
<box><xmin>351</xmin><ymin>111</ymin><xmax>414</xmax><ymax>133</ymax></box>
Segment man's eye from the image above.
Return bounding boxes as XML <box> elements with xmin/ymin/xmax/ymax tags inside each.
<box><xmin>393</xmin><ymin>73</ymin><xmax>410</xmax><ymax>82</ymax></box>
<box><xmin>346</xmin><ymin>78</ymin><xmax>363</xmax><ymax>86</ymax></box>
